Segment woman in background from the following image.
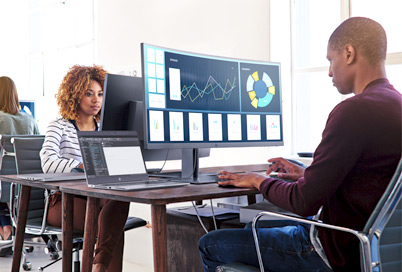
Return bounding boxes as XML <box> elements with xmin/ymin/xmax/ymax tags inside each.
<box><xmin>0</xmin><ymin>76</ymin><xmax>39</xmax><ymax>256</ymax></box>
<box><xmin>39</xmin><ymin>65</ymin><xmax>129</xmax><ymax>272</ymax></box>
<box><xmin>0</xmin><ymin>76</ymin><xmax>39</xmax><ymax>135</ymax></box>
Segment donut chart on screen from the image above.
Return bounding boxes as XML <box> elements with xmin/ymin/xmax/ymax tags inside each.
<box><xmin>246</xmin><ymin>71</ymin><xmax>275</xmax><ymax>108</ymax></box>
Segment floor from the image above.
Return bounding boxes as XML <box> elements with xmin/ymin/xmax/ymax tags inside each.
<box><xmin>0</xmin><ymin>197</ymin><xmax>248</xmax><ymax>271</ymax></box>
<box><xmin>0</xmin><ymin>202</ymin><xmax>154</xmax><ymax>272</ymax></box>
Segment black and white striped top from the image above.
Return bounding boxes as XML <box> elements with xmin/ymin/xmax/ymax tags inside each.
<box><xmin>40</xmin><ymin>118</ymin><xmax>82</xmax><ymax>173</ymax></box>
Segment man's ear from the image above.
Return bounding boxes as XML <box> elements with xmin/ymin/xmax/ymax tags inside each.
<box><xmin>344</xmin><ymin>44</ymin><xmax>356</xmax><ymax>65</ymax></box>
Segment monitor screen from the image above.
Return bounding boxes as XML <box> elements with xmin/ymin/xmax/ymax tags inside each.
<box><xmin>99</xmin><ymin>73</ymin><xmax>142</xmax><ymax>132</ymax></box>
<box><xmin>19</xmin><ymin>100</ymin><xmax>36</xmax><ymax>119</ymax></box>
<box><xmin>141</xmin><ymin>43</ymin><xmax>283</xmax><ymax>150</ymax></box>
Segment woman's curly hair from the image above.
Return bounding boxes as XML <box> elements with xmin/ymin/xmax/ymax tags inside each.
<box><xmin>56</xmin><ymin>65</ymin><xmax>107</xmax><ymax>121</ymax></box>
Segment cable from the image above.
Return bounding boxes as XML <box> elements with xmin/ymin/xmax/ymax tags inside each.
<box><xmin>192</xmin><ymin>201</ymin><xmax>208</xmax><ymax>233</ymax></box>
<box><xmin>152</xmin><ymin>149</ymin><xmax>170</xmax><ymax>174</ymax></box>
<box><xmin>209</xmin><ymin>199</ymin><xmax>217</xmax><ymax>230</ymax></box>
<box><xmin>191</xmin><ymin>200</ymin><xmax>218</xmax><ymax>234</ymax></box>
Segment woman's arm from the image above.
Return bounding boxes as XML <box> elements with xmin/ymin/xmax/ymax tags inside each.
<box><xmin>39</xmin><ymin>119</ymin><xmax>82</xmax><ymax>173</ymax></box>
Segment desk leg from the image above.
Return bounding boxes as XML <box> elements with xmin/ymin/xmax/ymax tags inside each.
<box><xmin>62</xmin><ymin>193</ymin><xmax>74</xmax><ymax>272</ymax></box>
<box><xmin>12</xmin><ymin>185</ymin><xmax>31</xmax><ymax>272</ymax></box>
<box><xmin>247</xmin><ymin>194</ymin><xmax>256</xmax><ymax>205</ymax></box>
<box><xmin>151</xmin><ymin>204</ymin><xmax>167</xmax><ymax>272</ymax></box>
<box><xmin>82</xmin><ymin>197</ymin><xmax>100</xmax><ymax>272</ymax></box>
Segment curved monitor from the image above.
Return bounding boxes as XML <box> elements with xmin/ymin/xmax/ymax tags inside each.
<box><xmin>141</xmin><ymin>43</ymin><xmax>283</xmax><ymax>150</ymax></box>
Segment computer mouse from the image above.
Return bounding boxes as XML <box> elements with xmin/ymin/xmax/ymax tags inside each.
<box><xmin>286</xmin><ymin>158</ymin><xmax>306</xmax><ymax>167</ymax></box>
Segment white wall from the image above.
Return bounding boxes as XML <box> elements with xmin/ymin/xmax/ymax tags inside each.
<box><xmin>96</xmin><ymin>0</ymin><xmax>270</xmax><ymax>76</ymax></box>
<box><xmin>95</xmin><ymin>0</ymin><xmax>289</xmax><ymax>168</ymax></box>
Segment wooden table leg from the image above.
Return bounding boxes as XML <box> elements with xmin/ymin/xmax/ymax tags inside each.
<box><xmin>82</xmin><ymin>197</ymin><xmax>100</xmax><ymax>272</ymax></box>
<box><xmin>151</xmin><ymin>204</ymin><xmax>167</xmax><ymax>272</ymax></box>
<box><xmin>247</xmin><ymin>194</ymin><xmax>256</xmax><ymax>205</ymax></box>
<box><xmin>62</xmin><ymin>193</ymin><xmax>74</xmax><ymax>272</ymax></box>
<box><xmin>12</xmin><ymin>185</ymin><xmax>31</xmax><ymax>272</ymax></box>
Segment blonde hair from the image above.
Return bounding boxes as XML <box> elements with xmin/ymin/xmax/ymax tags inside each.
<box><xmin>56</xmin><ymin>65</ymin><xmax>107</xmax><ymax>121</ymax></box>
<box><xmin>0</xmin><ymin>76</ymin><xmax>20</xmax><ymax>115</ymax></box>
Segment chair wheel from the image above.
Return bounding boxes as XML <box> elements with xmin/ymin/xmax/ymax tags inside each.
<box><xmin>22</xmin><ymin>262</ymin><xmax>32</xmax><ymax>271</ymax></box>
<box><xmin>25</xmin><ymin>246</ymin><xmax>34</xmax><ymax>253</ymax></box>
<box><xmin>50</xmin><ymin>252</ymin><xmax>59</xmax><ymax>260</ymax></box>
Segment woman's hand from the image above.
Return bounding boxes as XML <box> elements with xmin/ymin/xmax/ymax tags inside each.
<box><xmin>266</xmin><ymin>157</ymin><xmax>305</xmax><ymax>181</ymax></box>
<box><xmin>217</xmin><ymin>171</ymin><xmax>268</xmax><ymax>190</ymax></box>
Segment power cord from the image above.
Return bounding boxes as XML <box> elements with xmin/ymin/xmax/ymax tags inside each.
<box><xmin>191</xmin><ymin>199</ymin><xmax>217</xmax><ymax>234</ymax></box>
<box><xmin>151</xmin><ymin>149</ymin><xmax>170</xmax><ymax>174</ymax></box>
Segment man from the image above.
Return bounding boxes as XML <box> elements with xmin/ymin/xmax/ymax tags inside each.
<box><xmin>199</xmin><ymin>17</ymin><xmax>402</xmax><ymax>272</ymax></box>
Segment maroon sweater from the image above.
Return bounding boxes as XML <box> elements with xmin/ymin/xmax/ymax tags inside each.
<box><xmin>260</xmin><ymin>79</ymin><xmax>402</xmax><ymax>271</ymax></box>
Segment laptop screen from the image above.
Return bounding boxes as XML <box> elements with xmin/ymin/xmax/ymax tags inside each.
<box><xmin>78</xmin><ymin>131</ymin><xmax>148</xmax><ymax>185</ymax></box>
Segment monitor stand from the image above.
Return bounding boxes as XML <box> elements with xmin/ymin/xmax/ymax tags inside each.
<box><xmin>149</xmin><ymin>149</ymin><xmax>219</xmax><ymax>184</ymax></box>
<box><xmin>180</xmin><ymin>148</ymin><xmax>219</xmax><ymax>184</ymax></box>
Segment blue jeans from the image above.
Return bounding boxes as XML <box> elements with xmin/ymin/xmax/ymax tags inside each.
<box><xmin>199</xmin><ymin>220</ymin><xmax>332</xmax><ymax>272</ymax></box>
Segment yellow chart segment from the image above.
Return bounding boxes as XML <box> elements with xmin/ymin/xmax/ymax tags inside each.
<box><xmin>251</xmin><ymin>98</ymin><xmax>259</xmax><ymax>108</ymax></box>
<box><xmin>269</xmin><ymin>86</ymin><xmax>275</xmax><ymax>95</ymax></box>
<box><xmin>252</xmin><ymin>71</ymin><xmax>259</xmax><ymax>82</ymax></box>
<box><xmin>248</xmin><ymin>90</ymin><xmax>256</xmax><ymax>100</ymax></box>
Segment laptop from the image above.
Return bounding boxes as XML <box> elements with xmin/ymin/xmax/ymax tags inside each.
<box><xmin>17</xmin><ymin>172</ymin><xmax>85</xmax><ymax>182</ymax></box>
<box><xmin>77</xmin><ymin>130</ymin><xmax>188</xmax><ymax>191</ymax></box>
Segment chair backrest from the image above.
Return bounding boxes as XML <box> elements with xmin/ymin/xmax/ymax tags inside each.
<box><xmin>0</xmin><ymin>135</ymin><xmax>17</xmax><ymax>174</ymax></box>
<box><xmin>363</xmin><ymin>157</ymin><xmax>402</xmax><ymax>272</ymax></box>
<box><xmin>0</xmin><ymin>135</ymin><xmax>43</xmax><ymax>202</ymax></box>
<box><xmin>12</xmin><ymin>136</ymin><xmax>46</xmax><ymax>226</ymax></box>
<box><xmin>0</xmin><ymin>135</ymin><xmax>16</xmax><ymax>203</ymax></box>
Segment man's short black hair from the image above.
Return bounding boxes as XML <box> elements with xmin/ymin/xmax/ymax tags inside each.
<box><xmin>328</xmin><ymin>17</ymin><xmax>387</xmax><ymax>65</ymax></box>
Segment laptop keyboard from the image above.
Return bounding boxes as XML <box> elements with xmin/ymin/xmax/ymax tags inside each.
<box><xmin>98</xmin><ymin>179</ymin><xmax>188</xmax><ymax>191</ymax></box>
<box><xmin>106</xmin><ymin>179</ymin><xmax>172</xmax><ymax>186</ymax></box>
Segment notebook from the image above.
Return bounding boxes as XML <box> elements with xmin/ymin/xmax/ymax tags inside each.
<box><xmin>77</xmin><ymin>130</ymin><xmax>188</xmax><ymax>191</ymax></box>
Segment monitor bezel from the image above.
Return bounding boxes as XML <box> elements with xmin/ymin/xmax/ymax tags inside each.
<box><xmin>141</xmin><ymin>42</ymin><xmax>284</xmax><ymax>150</ymax></box>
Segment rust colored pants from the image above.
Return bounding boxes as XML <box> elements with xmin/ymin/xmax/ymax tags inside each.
<box><xmin>47</xmin><ymin>192</ymin><xmax>130</xmax><ymax>271</ymax></box>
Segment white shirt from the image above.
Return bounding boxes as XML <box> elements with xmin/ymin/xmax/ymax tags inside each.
<box><xmin>40</xmin><ymin>118</ymin><xmax>82</xmax><ymax>173</ymax></box>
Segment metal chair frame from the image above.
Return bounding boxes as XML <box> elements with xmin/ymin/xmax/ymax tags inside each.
<box><xmin>252</xmin><ymin>158</ymin><xmax>402</xmax><ymax>272</ymax></box>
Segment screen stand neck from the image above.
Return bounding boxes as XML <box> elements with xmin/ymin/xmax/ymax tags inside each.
<box><xmin>180</xmin><ymin>148</ymin><xmax>218</xmax><ymax>184</ymax></box>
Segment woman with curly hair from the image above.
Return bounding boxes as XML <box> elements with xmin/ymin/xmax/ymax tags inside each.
<box><xmin>40</xmin><ymin>65</ymin><xmax>130</xmax><ymax>272</ymax></box>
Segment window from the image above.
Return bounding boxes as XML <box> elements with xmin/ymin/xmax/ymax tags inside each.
<box><xmin>274</xmin><ymin>0</ymin><xmax>402</xmax><ymax>154</ymax></box>
<box><xmin>27</xmin><ymin>0</ymin><xmax>95</xmax><ymax>132</ymax></box>
<box><xmin>351</xmin><ymin>0</ymin><xmax>402</xmax><ymax>54</ymax></box>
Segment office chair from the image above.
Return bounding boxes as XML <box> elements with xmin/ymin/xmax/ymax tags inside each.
<box><xmin>10</xmin><ymin>136</ymin><xmax>69</xmax><ymax>271</ymax></box>
<box><xmin>217</xmin><ymin>157</ymin><xmax>402</xmax><ymax>272</ymax></box>
<box><xmin>11</xmin><ymin>136</ymin><xmax>148</xmax><ymax>271</ymax></box>
<box><xmin>0</xmin><ymin>135</ymin><xmax>15</xmax><ymax>253</ymax></box>
<box><xmin>0</xmin><ymin>134</ymin><xmax>45</xmax><ymax>258</ymax></box>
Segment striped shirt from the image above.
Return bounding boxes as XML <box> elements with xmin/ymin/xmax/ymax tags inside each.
<box><xmin>40</xmin><ymin>118</ymin><xmax>82</xmax><ymax>173</ymax></box>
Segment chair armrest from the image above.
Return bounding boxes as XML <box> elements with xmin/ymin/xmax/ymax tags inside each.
<box><xmin>252</xmin><ymin>211</ymin><xmax>360</xmax><ymax>236</ymax></box>
<box><xmin>251</xmin><ymin>211</ymin><xmax>371</xmax><ymax>272</ymax></box>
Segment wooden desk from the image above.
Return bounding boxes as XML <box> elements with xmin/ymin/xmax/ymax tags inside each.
<box><xmin>60</xmin><ymin>182</ymin><xmax>259</xmax><ymax>272</ymax></box>
<box><xmin>0</xmin><ymin>175</ymin><xmax>86</xmax><ymax>272</ymax></box>
<box><xmin>1</xmin><ymin>163</ymin><xmax>267</xmax><ymax>272</ymax></box>
<box><xmin>60</xmin><ymin>163</ymin><xmax>266</xmax><ymax>272</ymax></box>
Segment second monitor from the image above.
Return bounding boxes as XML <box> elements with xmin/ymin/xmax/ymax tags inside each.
<box><xmin>99</xmin><ymin>73</ymin><xmax>210</xmax><ymax>175</ymax></box>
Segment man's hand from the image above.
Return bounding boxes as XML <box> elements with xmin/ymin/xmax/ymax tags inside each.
<box><xmin>217</xmin><ymin>171</ymin><xmax>268</xmax><ymax>190</ymax></box>
<box><xmin>266</xmin><ymin>157</ymin><xmax>305</xmax><ymax>181</ymax></box>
